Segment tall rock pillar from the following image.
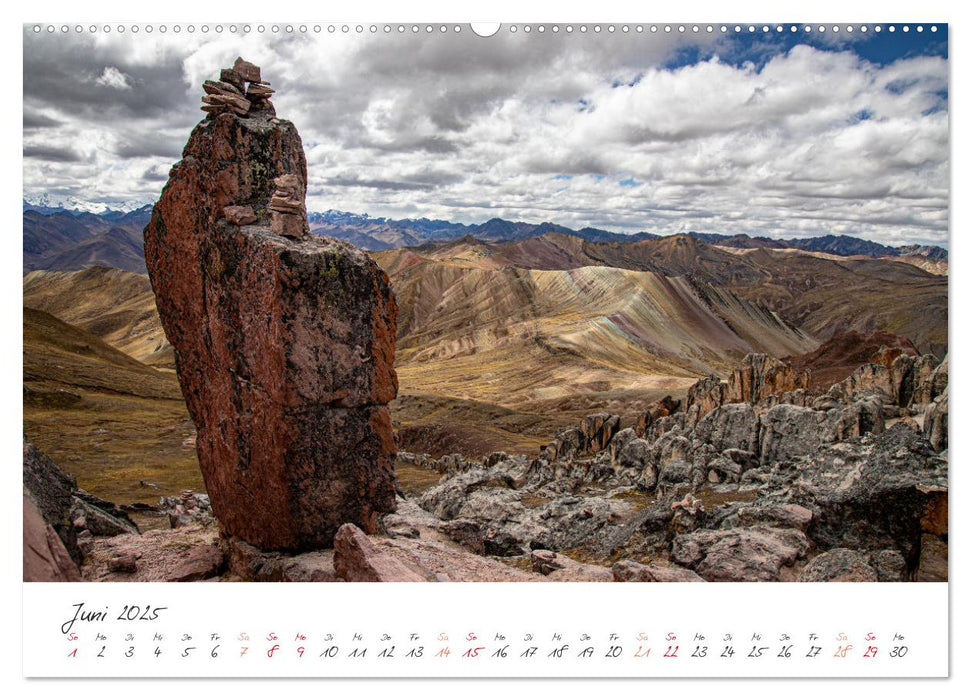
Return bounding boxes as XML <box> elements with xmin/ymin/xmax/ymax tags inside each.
<box><xmin>144</xmin><ymin>59</ymin><xmax>398</xmax><ymax>551</ymax></box>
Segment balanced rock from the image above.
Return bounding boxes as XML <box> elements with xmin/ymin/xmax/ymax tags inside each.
<box><xmin>268</xmin><ymin>173</ymin><xmax>309</xmax><ymax>239</ymax></box>
<box><xmin>203</xmin><ymin>79</ymin><xmax>243</xmax><ymax>97</ymax></box>
<box><xmin>220</xmin><ymin>68</ymin><xmax>245</xmax><ymax>91</ymax></box>
<box><xmin>221</xmin><ymin>204</ymin><xmax>257</xmax><ymax>226</ymax></box>
<box><xmin>144</xmin><ymin>75</ymin><xmax>399</xmax><ymax>551</ymax></box>
<box><xmin>202</xmin><ymin>93</ymin><xmax>251</xmax><ymax>116</ymax></box>
<box><xmin>233</xmin><ymin>56</ymin><xmax>262</xmax><ymax>83</ymax></box>
<box><xmin>202</xmin><ymin>58</ymin><xmax>274</xmax><ymax>117</ymax></box>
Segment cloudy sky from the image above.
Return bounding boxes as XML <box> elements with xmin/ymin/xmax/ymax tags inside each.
<box><xmin>23</xmin><ymin>24</ymin><xmax>948</xmax><ymax>245</ymax></box>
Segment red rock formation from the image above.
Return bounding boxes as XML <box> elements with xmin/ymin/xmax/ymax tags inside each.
<box><xmin>144</xmin><ymin>65</ymin><xmax>398</xmax><ymax>551</ymax></box>
<box><xmin>333</xmin><ymin>523</ymin><xmax>428</xmax><ymax>582</ymax></box>
<box><xmin>580</xmin><ymin>413</ymin><xmax>620</xmax><ymax>453</ymax></box>
<box><xmin>725</xmin><ymin>353</ymin><xmax>811</xmax><ymax>405</ymax></box>
<box><xmin>684</xmin><ymin>375</ymin><xmax>726</xmax><ymax>424</ymax></box>
<box><xmin>684</xmin><ymin>354</ymin><xmax>811</xmax><ymax>423</ymax></box>
<box><xmin>636</xmin><ymin>395</ymin><xmax>681</xmax><ymax>437</ymax></box>
<box><xmin>784</xmin><ymin>330</ymin><xmax>918</xmax><ymax>392</ymax></box>
<box><xmin>23</xmin><ymin>494</ymin><xmax>81</xmax><ymax>582</ymax></box>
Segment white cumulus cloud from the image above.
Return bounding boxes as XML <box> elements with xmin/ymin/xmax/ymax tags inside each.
<box><xmin>94</xmin><ymin>66</ymin><xmax>132</xmax><ymax>90</ymax></box>
<box><xmin>22</xmin><ymin>28</ymin><xmax>949</xmax><ymax>246</ymax></box>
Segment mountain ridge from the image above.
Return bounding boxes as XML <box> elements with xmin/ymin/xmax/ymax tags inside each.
<box><xmin>23</xmin><ymin>200</ymin><xmax>947</xmax><ymax>266</ymax></box>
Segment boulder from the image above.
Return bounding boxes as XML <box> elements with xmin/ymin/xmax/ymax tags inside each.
<box><xmin>920</xmin><ymin>487</ymin><xmax>948</xmax><ymax>536</ymax></box>
<box><xmin>418</xmin><ymin>467</ymin><xmax>517</xmax><ymax>520</ymax></box>
<box><xmin>658</xmin><ymin>459</ymin><xmax>693</xmax><ymax>490</ymax></box>
<box><xmin>832</xmin><ymin>395</ymin><xmax>885</xmax><ymax>440</ymax></box>
<box><xmin>73</xmin><ymin>491</ymin><xmax>139</xmax><ymax>537</ymax></box>
<box><xmin>916</xmin><ymin>534</ymin><xmax>947</xmax><ymax>582</ymax></box>
<box><xmin>22</xmin><ymin>440</ymin><xmax>81</xmax><ymax>566</ymax></box>
<box><xmin>611</xmin><ymin>559</ymin><xmax>704</xmax><ymax>582</ymax></box>
<box><xmin>736</xmin><ymin>503</ymin><xmax>813</xmax><ymax>532</ymax></box>
<box><xmin>915</xmin><ymin>354</ymin><xmax>948</xmax><ymax>406</ymax></box>
<box><xmin>684</xmin><ymin>375</ymin><xmax>725</xmax><ymax>423</ymax></box>
<box><xmin>798</xmin><ymin>548</ymin><xmax>878</xmax><ymax>582</ymax></box>
<box><xmin>483</xmin><ymin>451</ymin><xmax>510</xmax><ymax>468</ymax></box>
<box><xmin>870</xmin><ymin>549</ymin><xmax>907</xmax><ymax>582</ymax></box>
<box><xmin>438</xmin><ymin>519</ymin><xmax>485</xmax><ymax>554</ymax></box>
<box><xmin>333</xmin><ymin>523</ymin><xmax>429</xmax><ymax>582</ymax></box>
<box><xmin>655</xmin><ymin>432</ymin><xmax>691</xmax><ymax>467</ymax></box>
<box><xmin>144</xmin><ymin>85</ymin><xmax>398</xmax><ymax>551</ymax></box>
<box><xmin>671</xmin><ymin>526</ymin><xmax>809</xmax><ymax>582</ymax></box>
<box><xmin>786</xmin><ymin>424</ymin><xmax>947</xmax><ymax>554</ymax></box>
<box><xmin>643</xmin><ymin>413</ymin><xmax>685</xmax><ymax>444</ymax></box>
<box><xmin>531</xmin><ymin>550</ymin><xmax>614</xmax><ymax>581</ymax></box>
<box><xmin>758</xmin><ymin>404</ymin><xmax>833</xmax><ymax>466</ymax></box>
<box><xmin>615</xmin><ymin>437</ymin><xmax>657</xmax><ymax>489</ymax></box>
<box><xmin>828</xmin><ymin>363</ymin><xmax>893</xmax><ymax>403</ymax></box>
<box><xmin>23</xmin><ymin>493</ymin><xmax>81</xmax><ymax>582</ymax></box>
<box><xmin>550</xmin><ymin>426</ymin><xmax>585</xmax><ymax>460</ymax></box>
<box><xmin>693</xmin><ymin>403</ymin><xmax>760</xmax><ymax>454</ymax></box>
<box><xmin>222</xmin><ymin>204</ymin><xmax>257</xmax><ymax>225</ymax></box>
<box><xmin>609</xmin><ymin>427</ymin><xmax>637</xmax><ymax>466</ymax></box>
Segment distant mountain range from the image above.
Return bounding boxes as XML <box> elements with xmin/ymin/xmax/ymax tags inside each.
<box><xmin>23</xmin><ymin>206</ymin><xmax>153</xmax><ymax>273</ymax></box>
<box><xmin>305</xmin><ymin>209</ymin><xmax>949</xmax><ymax>260</ymax></box>
<box><xmin>23</xmin><ymin>194</ymin><xmax>152</xmax><ymax>217</ymax></box>
<box><xmin>22</xmin><ymin>199</ymin><xmax>948</xmax><ymax>276</ymax></box>
<box><xmin>306</xmin><ymin>209</ymin><xmax>661</xmax><ymax>250</ymax></box>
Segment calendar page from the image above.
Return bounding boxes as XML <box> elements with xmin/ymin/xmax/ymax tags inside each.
<box><xmin>18</xmin><ymin>8</ymin><xmax>951</xmax><ymax>683</ymax></box>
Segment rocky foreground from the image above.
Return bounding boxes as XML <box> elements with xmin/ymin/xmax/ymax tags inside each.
<box><xmin>25</xmin><ymin>348</ymin><xmax>947</xmax><ymax>583</ymax></box>
<box><xmin>401</xmin><ymin>351</ymin><xmax>948</xmax><ymax>582</ymax></box>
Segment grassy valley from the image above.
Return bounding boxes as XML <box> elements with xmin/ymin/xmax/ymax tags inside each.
<box><xmin>23</xmin><ymin>306</ymin><xmax>200</xmax><ymax>504</ymax></box>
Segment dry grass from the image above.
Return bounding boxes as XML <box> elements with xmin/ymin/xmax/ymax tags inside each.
<box><xmin>392</xmin><ymin>392</ymin><xmax>571</xmax><ymax>459</ymax></box>
<box><xmin>23</xmin><ymin>306</ymin><xmax>202</xmax><ymax>504</ymax></box>
<box><xmin>394</xmin><ymin>462</ymin><xmax>444</xmax><ymax>497</ymax></box>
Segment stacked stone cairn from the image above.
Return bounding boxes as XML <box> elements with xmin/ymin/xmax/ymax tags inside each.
<box><xmin>269</xmin><ymin>173</ymin><xmax>310</xmax><ymax>239</ymax></box>
<box><xmin>201</xmin><ymin>56</ymin><xmax>276</xmax><ymax>117</ymax></box>
<box><xmin>201</xmin><ymin>58</ymin><xmax>309</xmax><ymax>240</ymax></box>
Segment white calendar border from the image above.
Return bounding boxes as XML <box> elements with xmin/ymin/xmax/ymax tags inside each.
<box><xmin>6</xmin><ymin>0</ymin><xmax>965</xmax><ymax>694</ymax></box>
<box><xmin>23</xmin><ymin>582</ymin><xmax>949</xmax><ymax>678</ymax></box>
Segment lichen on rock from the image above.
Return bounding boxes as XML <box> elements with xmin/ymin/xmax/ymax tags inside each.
<box><xmin>144</xmin><ymin>60</ymin><xmax>398</xmax><ymax>551</ymax></box>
